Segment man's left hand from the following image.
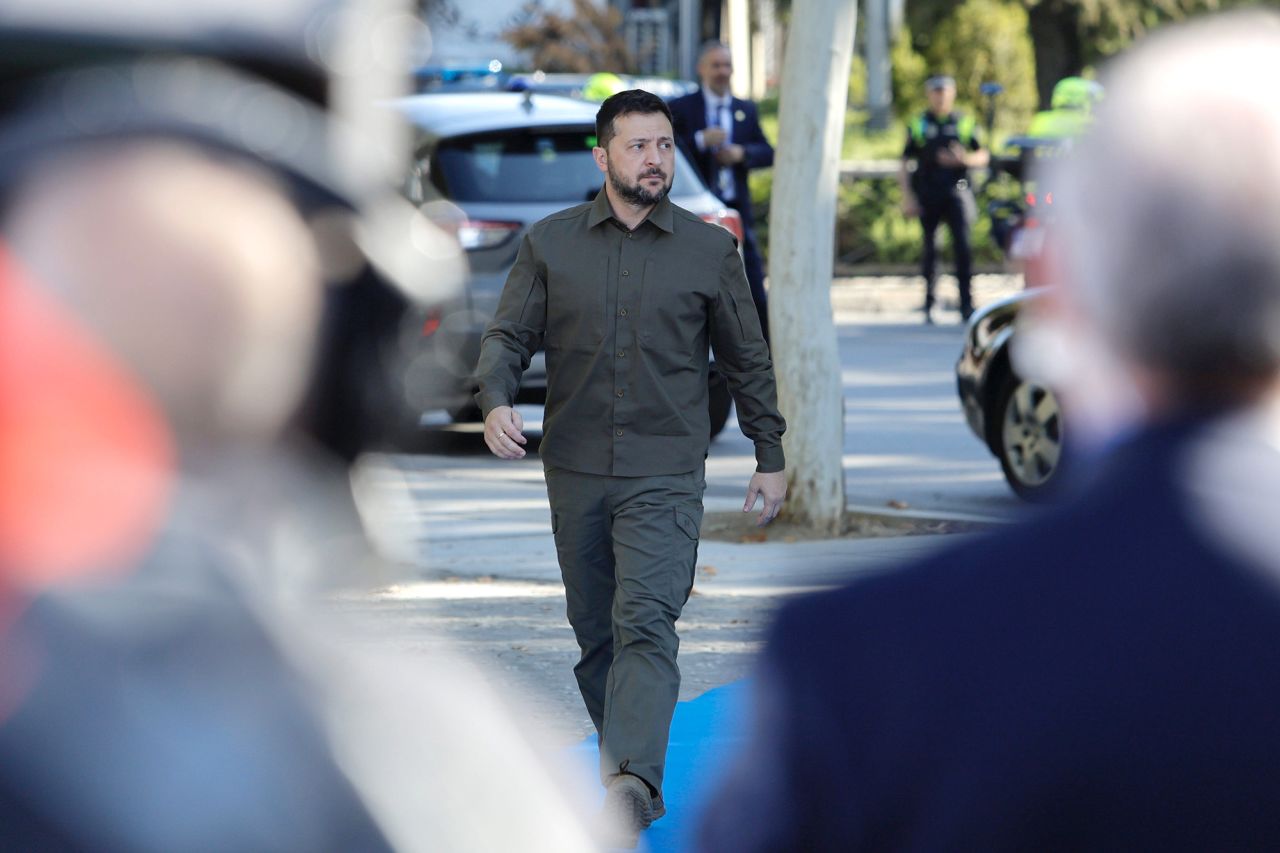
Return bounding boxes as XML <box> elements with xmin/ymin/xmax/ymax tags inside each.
<box><xmin>714</xmin><ymin>144</ymin><xmax>745</xmax><ymax>166</ymax></box>
<box><xmin>744</xmin><ymin>470</ymin><xmax>787</xmax><ymax>526</ymax></box>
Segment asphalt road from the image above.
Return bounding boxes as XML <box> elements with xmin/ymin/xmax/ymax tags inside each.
<box><xmin>333</xmin><ymin>275</ymin><xmax>1030</xmax><ymax>743</ymax></box>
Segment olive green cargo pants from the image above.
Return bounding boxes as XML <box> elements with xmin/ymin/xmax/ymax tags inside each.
<box><xmin>544</xmin><ymin>464</ymin><xmax>705</xmax><ymax>796</ymax></box>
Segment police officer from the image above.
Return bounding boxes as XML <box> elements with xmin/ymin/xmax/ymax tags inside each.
<box><xmin>1028</xmin><ymin>76</ymin><xmax>1105</xmax><ymax>140</ymax></box>
<box><xmin>900</xmin><ymin>74</ymin><xmax>989</xmax><ymax>323</ymax></box>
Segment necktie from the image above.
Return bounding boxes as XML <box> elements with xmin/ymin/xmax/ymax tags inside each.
<box><xmin>717</xmin><ymin>102</ymin><xmax>734</xmax><ymax>201</ymax></box>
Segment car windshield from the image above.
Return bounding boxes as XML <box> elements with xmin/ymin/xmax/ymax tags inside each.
<box><xmin>431</xmin><ymin>128</ymin><xmax>702</xmax><ymax>203</ymax></box>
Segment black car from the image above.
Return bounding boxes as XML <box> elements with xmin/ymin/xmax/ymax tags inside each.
<box><xmin>956</xmin><ymin>289</ymin><xmax>1066</xmax><ymax>500</ymax></box>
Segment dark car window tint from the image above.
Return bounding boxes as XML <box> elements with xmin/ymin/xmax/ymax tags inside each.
<box><xmin>430</xmin><ymin>128</ymin><xmax>700</xmax><ymax>203</ymax></box>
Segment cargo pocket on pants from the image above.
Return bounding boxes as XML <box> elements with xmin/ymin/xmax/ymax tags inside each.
<box><xmin>673</xmin><ymin>506</ymin><xmax>702</xmax><ymax>606</ymax></box>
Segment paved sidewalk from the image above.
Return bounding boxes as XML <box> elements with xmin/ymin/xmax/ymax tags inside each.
<box><xmin>344</xmin><ymin>448</ymin><xmax>961</xmax><ymax>740</ymax></box>
<box><xmin>831</xmin><ymin>272</ymin><xmax>1021</xmax><ymax>321</ymax></box>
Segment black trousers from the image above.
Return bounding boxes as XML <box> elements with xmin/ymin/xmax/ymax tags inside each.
<box><xmin>729</xmin><ymin>202</ymin><xmax>769</xmax><ymax>345</ymax></box>
<box><xmin>919</xmin><ymin>187</ymin><xmax>976</xmax><ymax>314</ymax></box>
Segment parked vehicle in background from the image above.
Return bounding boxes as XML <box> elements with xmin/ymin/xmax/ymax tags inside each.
<box><xmin>985</xmin><ymin>136</ymin><xmax>1074</xmax><ymax>288</ymax></box>
<box><xmin>393</xmin><ymin>91</ymin><xmax>745</xmax><ymax>437</ymax></box>
<box><xmin>505</xmin><ymin>72</ymin><xmax>698</xmax><ymax>101</ymax></box>
<box><xmin>956</xmin><ymin>289</ymin><xmax>1066</xmax><ymax>500</ymax></box>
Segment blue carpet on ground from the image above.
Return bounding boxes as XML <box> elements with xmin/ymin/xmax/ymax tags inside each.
<box><xmin>571</xmin><ymin>679</ymin><xmax>754</xmax><ymax>852</ymax></box>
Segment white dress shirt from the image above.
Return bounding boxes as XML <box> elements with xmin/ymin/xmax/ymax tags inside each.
<box><xmin>695</xmin><ymin>92</ymin><xmax>736</xmax><ymax>201</ymax></box>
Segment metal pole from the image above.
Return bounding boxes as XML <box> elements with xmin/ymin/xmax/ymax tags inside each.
<box><xmin>865</xmin><ymin>0</ymin><xmax>891</xmax><ymax>130</ymax></box>
<box><xmin>679</xmin><ymin>0</ymin><xmax>699</xmax><ymax>81</ymax></box>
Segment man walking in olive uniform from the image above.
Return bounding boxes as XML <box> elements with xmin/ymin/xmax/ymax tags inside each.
<box><xmin>474</xmin><ymin>89</ymin><xmax>788</xmax><ymax>846</ymax></box>
<box><xmin>899</xmin><ymin>74</ymin><xmax>989</xmax><ymax>323</ymax></box>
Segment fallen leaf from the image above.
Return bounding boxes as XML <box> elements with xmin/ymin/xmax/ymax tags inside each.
<box><xmin>887</xmin><ymin>500</ymin><xmax>910</xmax><ymax>510</ymax></box>
<box><xmin>699</xmin><ymin>565</ymin><xmax>718</xmax><ymax>576</ymax></box>
<box><xmin>738</xmin><ymin>531</ymin><xmax>768</xmax><ymax>543</ymax></box>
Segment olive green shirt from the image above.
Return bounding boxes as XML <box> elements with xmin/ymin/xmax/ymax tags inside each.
<box><xmin>475</xmin><ymin>189</ymin><xmax>786</xmax><ymax>477</ymax></box>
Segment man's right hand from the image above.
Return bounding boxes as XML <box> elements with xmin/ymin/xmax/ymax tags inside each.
<box><xmin>703</xmin><ymin>127</ymin><xmax>728</xmax><ymax>148</ymax></box>
<box><xmin>902</xmin><ymin>195</ymin><xmax>921</xmax><ymax>218</ymax></box>
<box><xmin>484</xmin><ymin>406</ymin><xmax>527</xmax><ymax>460</ymax></box>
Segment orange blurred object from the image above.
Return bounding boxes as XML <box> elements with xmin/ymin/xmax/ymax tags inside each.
<box><xmin>0</xmin><ymin>245</ymin><xmax>174</xmax><ymax>588</ymax></box>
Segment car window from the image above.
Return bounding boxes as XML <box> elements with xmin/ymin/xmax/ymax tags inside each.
<box><xmin>429</xmin><ymin>128</ymin><xmax>702</xmax><ymax>204</ymax></box>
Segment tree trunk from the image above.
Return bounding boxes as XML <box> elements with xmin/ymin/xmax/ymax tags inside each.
<box><xmin>767</xmin><ymin>0</ymin><xmax>856</xmax><ymax>535</ymax></box>
<box><xmin>1027</xmin><ymin>0</ymin><xmax>1084</xmax><ymax>109</ymax></box>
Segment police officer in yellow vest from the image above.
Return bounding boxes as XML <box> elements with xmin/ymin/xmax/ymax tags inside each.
<box><xmin>1027</xmin><ymin>76</ymin><xmax>1104</xmax><ymax>140</ymax></box>
<box><xmin>899</xmin><ymin>75</ymin><xmax>989</xmax><ymax>323</ymax></box>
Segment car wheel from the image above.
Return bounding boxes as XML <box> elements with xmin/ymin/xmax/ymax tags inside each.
<box><xmin>708</xmin><ymin>367</ymin><xmax>732</xmax><ymax>440</ymax></box>
<box><xmin>993</xmin><ymin>372</ymin><xmax>1064</xmax><ymax>501</ymax></box>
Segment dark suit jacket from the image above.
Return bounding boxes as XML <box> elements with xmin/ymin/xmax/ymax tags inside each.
<box><xmin>700</xmin><ymin>416</ymin><xmax>1280</xmax><ymax>851</ymax></box>
<box><xmin>668</xmin><ymin>88</ymin><xmax>773</xmax><ymax>227</ymax></box>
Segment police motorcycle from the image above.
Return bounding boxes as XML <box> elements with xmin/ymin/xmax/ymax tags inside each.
<box><xmin>983</xmin><ymin>77</ymin><xmax>1103</xmax><ymax>287</ymax></box>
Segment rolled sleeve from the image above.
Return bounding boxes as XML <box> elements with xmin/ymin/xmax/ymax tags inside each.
<box><xmin>474</xmin><ymin>234</ymin><xmax>547</xmax><ymax>418</ymax></box>
<box><xmin>710</xmin><ymin>246</ymin><xmax>786</xmax><ymax>472</ymax></box>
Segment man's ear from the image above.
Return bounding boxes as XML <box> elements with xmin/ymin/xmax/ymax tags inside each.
<box><xmin>593</xmin><ymin>146</ymin><xmax>608</xmax><ymax>175</ymax></box>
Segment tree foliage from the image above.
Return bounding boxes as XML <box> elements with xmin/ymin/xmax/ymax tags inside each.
<box><xmin>501</xmin><ymin>0</ymin><xmax>634</xmax><ymax>73</ymax></box>
<box><xmin>890</xmin><ymin>26</ymin><xmax>928</xmax><ymax>119</ymax></box>
<box><xmin>925</xmin><ymin>0</ymin><xmax>1038</xmax><ymax>134</ymax></box>
<box><xmin>905</xmin><ymin>0</ymin><xmax>1247</xmax><ymax>108</ymax></box>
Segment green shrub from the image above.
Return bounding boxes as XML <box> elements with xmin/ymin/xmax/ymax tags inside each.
<box><xmin>891</xmin><ymin>26</ymin><xmax>928</xmax><ymax>120</ymax></box>
<box><xmin>922</xmin><ymin>0</ymin><xmax>1038</xmax><ymax>143</ymax></box>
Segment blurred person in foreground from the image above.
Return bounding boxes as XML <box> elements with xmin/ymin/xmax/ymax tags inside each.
<box><xmin>0</xmin><ymin>30</ymin><xmax>597</xmax><ymax>853</ymax></box>
<box><xmin>700</xmin><ymin>11</ymin><xmax>1280</xmax><ymax>851</ymax></box>
<box><xmin>476</xmin><ymin>88</ymin><xmax>787</xmax><ymax>847</ymax></box>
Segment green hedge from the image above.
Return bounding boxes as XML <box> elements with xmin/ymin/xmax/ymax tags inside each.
<box><xmin>750</xmin><ymin>168</ymin><xmax>1021</xmax><ymax>269</ymax></box>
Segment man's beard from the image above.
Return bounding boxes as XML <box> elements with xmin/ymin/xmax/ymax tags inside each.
<box><xmin>607</xmin><ymin>160</ymin><xmax>671</xmax><ymax>206</ymax></box>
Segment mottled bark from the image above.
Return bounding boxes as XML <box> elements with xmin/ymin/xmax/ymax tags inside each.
<box><xmin>767</xmin><ymin>0</ymin><xmax>856</xmax><ymax>534</ymax></box>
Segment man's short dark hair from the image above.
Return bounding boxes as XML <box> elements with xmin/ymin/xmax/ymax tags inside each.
<box><xmin>596</xmin><ymin>89</ymin><xmax>673</xmax><ymax>150</ymax></box>
<box><xmin>698</xmin><ymin>40</ymin><xmax>730</xmax><ymax>62</ymax></box>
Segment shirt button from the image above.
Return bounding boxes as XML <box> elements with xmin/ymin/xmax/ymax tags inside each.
<box><xmin>621</xmin><ymin>270</ymin><xmax>630</xmax><ymax>276</ymax></box>
<box><xmin>617</xmin><ymin>350</ymin><xmax>625</xmax><ymax>358</ymax></box>
<box><xmin>618</xmin><ymin>308</ymin><xmax>627</xmax><ymax>317</ymax></box>
<box><xmin>616</xmin><ymin>429</ymin><xmax>624</xmax><ymax>436</ymax></box>
<box><xmin>616</xmin><ymin>390</ymin><xmax>625</xmax><ymax>398</ymax></box>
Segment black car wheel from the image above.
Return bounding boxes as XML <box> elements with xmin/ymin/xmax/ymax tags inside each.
<box><xmin>993</xmin><ymin>373</ymin><xmax>1063</xmax><ymax>501</ymax></box>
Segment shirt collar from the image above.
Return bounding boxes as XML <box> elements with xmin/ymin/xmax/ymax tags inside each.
<box><xmin>587</xmin><ymin>188</ymin><xmax>674</xmax><ymax>234</ymax></box>
<box><xmin>705</xmin><ymin>90</ymin><xmax>732</xmax><ymax>111</ymax></box>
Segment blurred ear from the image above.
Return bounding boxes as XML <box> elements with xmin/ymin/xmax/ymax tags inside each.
<box><xmin>592</xmin><ymin>146</ymin><xmax>608</xmax><ymax>175</ymax></box>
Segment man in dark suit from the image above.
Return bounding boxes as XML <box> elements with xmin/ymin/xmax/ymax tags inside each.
<box><xmin>699</xmin><ymin>11</ymin><xmax>1280</xmax><ymax>851</ymax></box>
<box><xmin>669</xmin><ymin>41</ymin><xmax>774</xmax><ymax>342</ymax></box>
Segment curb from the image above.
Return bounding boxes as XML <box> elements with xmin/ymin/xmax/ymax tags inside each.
<box><xmin>702</xmin><ymin>496</ymin><xmax>1012</xmax><ymax>527</ymax></box>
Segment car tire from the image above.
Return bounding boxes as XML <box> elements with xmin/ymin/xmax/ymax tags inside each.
<box><xmin>708</xmin><ymin>366</ymin><xmax>732</xmax><ymax>440</ymax></box>
<box><xmin>992</xmin><ymin>371</ymin><xmax>1064</xmax><ymax>501</ymax></box>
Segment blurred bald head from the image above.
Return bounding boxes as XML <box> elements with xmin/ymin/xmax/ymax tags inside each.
<box><xmin>1054</xmin><ymin>11</ymin><xmax>1280</xmax><ymax>407</ymax></box>
<box><xmin>4</xmin><ymin>140</ymin><xmax>322</xmax><ymax>450</ymax></box>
